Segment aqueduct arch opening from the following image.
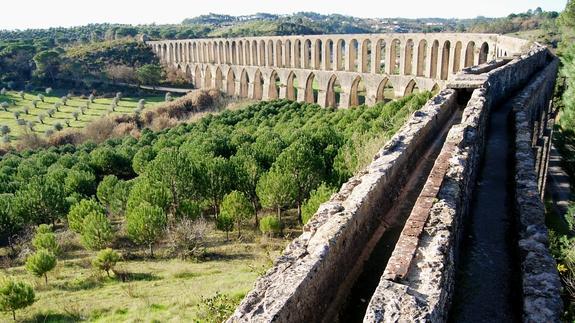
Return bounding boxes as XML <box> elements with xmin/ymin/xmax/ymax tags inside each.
<box><xmin>349</xmin><ymin>76</ymin><xmax>366</xmax><ymax>107</ymax></box>
<box><xmin>325</xmin><ymin>75</ymin><xmax>341</xmax><ymax>108</ymax></box>
<box><xmin>269</xmin><ymin>71</ymin><xmax>280</xmax><ymax>100</ymax></box>
<box><xmin>286</xmin><ymin>72</ymin><xmax>298</xmax><ymax>101</ymax></box>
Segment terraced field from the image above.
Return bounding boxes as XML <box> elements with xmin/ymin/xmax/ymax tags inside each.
<box><xmin>0</xmin><ymin>90</ymin><xmax>166</xmax><ymax>140</ymax></box>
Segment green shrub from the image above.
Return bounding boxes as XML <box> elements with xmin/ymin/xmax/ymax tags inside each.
<box><xmin>32</xmin><ymin>232</ymin><xmax>60</xmax><ymax>255</ymax></box>
<box><xmin>67</xmin><ymin>199</ymin><xmax>106</xmax><ymax>233</ymax></box>
<box><xmin>259</xmin><ymin>215</ymin><xmax>281</xmax><ymax>236</ymax></box>
<box><xmin>92</xmin><ymin>248</ymin><xmax>121</xmax><ymax>277</ymax></box>
<box><xmin>25</xmin><ymin>249</ymin><xmax>57</xmax><ymax>285</ymax></box>
<box><xmin>195</xmin><ymin>292</ymin><xmax>242</xmax><ymax>323</ymax></box>
<box><xmin>301</xmin><ymin>183</ymin><xmax>336</xmax><ymax>225</ymax></box>
<box><xmin>126</xmin><ymin>202</ymin><xmax>166</xmax><ymax>257</ymax></box>
<box><xmin>0</xmin><ymin>277</ymin><xmax>35</xmax><ymax>320</ymax></box>
<box><xmin>216</xmin><ymin>213</ymin><xmax>234</xmax><ymax>241</ymax></box>
<box><xmin>81</xmin><ymin>211</ymin><xmax>114</xmax><ymax>250</ymax></box>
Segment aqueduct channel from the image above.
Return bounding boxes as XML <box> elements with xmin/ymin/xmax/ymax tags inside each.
<box><xmin>148</xmin><ymin>34</ymin><xmax>562</xmax><ymax>322</ymax></box>
<box><xmin>148</xmin><ymin>33</ymin><xmax>528</xmax><ymax>108</ymax></box>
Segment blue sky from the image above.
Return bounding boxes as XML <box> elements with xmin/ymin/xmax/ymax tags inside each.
<box><xmin>0</xmin><ymin>0</ymin><xmax>567</xmax><ymax>30</ymax></box>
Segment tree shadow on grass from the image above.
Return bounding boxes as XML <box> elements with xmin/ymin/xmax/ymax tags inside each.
<box><xmin>24</xmin><ymin>312</ymin><xmax>81</xmax><ymax>323</ymax></box>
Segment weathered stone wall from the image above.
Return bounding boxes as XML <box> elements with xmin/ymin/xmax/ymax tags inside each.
<box><xmin>228</xmin><ymin>89</ymin><xmax>459</xmax><ymax>322</ymax></box>
<box><xmin>511</xmin><ymin>58</ymin><xmax>563</xmax><ymax>323</ymax></box>
<box><xmin>363</xmin><ymin>45</ymin><xmax>561</xmax><ymax>322</ymax></box>
<box><xmin>363</xmin><ymin>87</ymin><xmax>489</xmax><ymax>322</ymax></box>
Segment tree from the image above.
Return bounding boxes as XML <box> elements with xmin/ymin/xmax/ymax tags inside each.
<box><xmin>203</xmin><ymin>155</ymin><xmax>235</xmax><ymax>217</ymax></box>
<box><xmin>216</xmin><ymin>212</ymin><xmax>234</xmax><ymax>241</ymax></box>
<box><xmin>0</xmin><ymin>194</ymin><xmax>21</xmax><ymax>251</ymax></box>
<box><xmin>145</xmin><ymin>148</ymin><xmax>203</xmax><ymax>217</ymax></box>
<box><xmin>97</xmin><ymin>175</ymin><xmax>118</xmax><ymax>210</ymax></box>
<box><xmin>0</xmin><ymin>278</ymin><xmax>35</xmax><ymax>320</ymax></box>
<box><xmin>220</xmin><ymin>191</ymin><xmax>253</xmax><ymax>238</ymax></box>
<box><xmin>25</xmin><ymin>250</ymin><xmax>57</xmax><ymax>285</ymax></box>
<box><xmin>301</xmin><ymin>184</ymin><xmax>336</xmax><ymax>224</ymax></box>
<box><xmin>33</xmin><ymin>50</ymin><xmax>61</xmax><ymax>82</ymax></box>
<box><xmin>232</xmin><ymin>148</ymin><xmax>263</xmax><ymax>226</ymax></box>
<box><xmin>81</xmin><ymin>211</ymin><xmax>113</xmax><ymax>250</ymax></box>
<box><xmin>12</xmin><ymin>176</ymin><xmax>68</xmax><ymax>227</ymax></box>
<box><xmin>126</xmin><ymin>177</ymin><xmax>171</xmax><ymax>214</ymax></box>
<box><xmin>256</xmin><ymin>169</ymin><xmax>296</xmax><ymax>232</ymax></box>
<box><xmin>92</xmin><ymin>248</ymin><xmax>120</xmax><ymax>277</ymax></box>
<box><xmin>32</xmin><ymin>225</ymin><xmax>60</xmax><ymax>255</ymax></box>
<box><xmin>273</xmin><ymin>138</ymin><xmax>324</xmax><ymax>223</ymax></box>
<box><xmin>64</xmin><ymin>169</ymin><xmax>96</xmax><ymax>197</ymax></box>
<box><xmin>136</xmin><ymin>64</ymin><xmax>162</xmax><ymax>85</ymax></box>
<box><xmin>126</xmin><ymin>202</ymin><xmax>166</xmax><ymax>257</ymax></box>
<box><xmin>67</xmin><ymin>199</ymin><xmax>106</xmax><ymax>233</ymax></box>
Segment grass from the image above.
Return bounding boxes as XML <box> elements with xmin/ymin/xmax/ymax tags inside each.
<box><xmin>0</xmin><ymin>228</ymin><xmax>286</xmax><ymax>322</ymax></box>
<box><xmin>0</xmin><ymin>90</ymin><xmax>167</xmax><ymax>140</ymax></box>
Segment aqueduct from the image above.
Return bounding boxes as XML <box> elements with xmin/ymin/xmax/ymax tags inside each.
<box><xmin>148</xmin><ymin>33</ymin><xmax>527</xmax><ymax>108</ymax></box>
<box><xmin>148</xmin><ymin>33</ymin><xmax>562</xmax><ymax>322</ymax></box>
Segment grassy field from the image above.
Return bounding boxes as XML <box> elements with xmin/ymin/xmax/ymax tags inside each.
<box><xmin>0</xmin><ymin>90</ymin><xmax>166</xmax><ymax>141</ymax></box>
<box><xmin>0</xmin><ymin>227</ymin><xmax>287</xmax><ymax>322</ymax></box>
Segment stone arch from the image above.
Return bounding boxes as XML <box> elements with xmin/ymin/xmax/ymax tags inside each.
<box><xmin>185</xmin><ymin>65</ymin><xmax>192</xmax><ymax>79</ymax></box>
<box><xmin>325</xmin><ymin>39</ymin><xmax>334</xmax><ymax>70</ymax></box>
<box><xmin>215</xmin><ymin>67</ymin><xmax>223</xmax><ymax>91</ymax></box>
<box><xmin>376</xmin><ymin>78</ymin><xmax>395</xmax><ymax>103</ymax></box>
<box><xmin>314</xmin><ymin>39</ymin><xmax>323</xmax><ymax>69</ymax></box>
<box><xmin>219</xmin><ymin>41</ymin><xmax>225</xmax><ymax>64</ymax></box>
<box><xmin>169</xmin><ymin>43</ymin><xmax>174</xmax><ymax>63</ymax></box>
<box><xmin>294</xmin><ymin>39</ymin><xmax>302</xmax><ymax>68</ymax></box>
<box><xmin>194</xmin><ymin>66</ymin><xmax>202</xmax><ymax>88</ymax></box>
<box><xmin>238</xmin><ymin>41</ymin><xmax>244</xmax><ymax>65</ymax></box>
<box><xmin>225</xmin><ymin>41</ymin><xmax>230</xmax><ymax>64</ymax></box>
<box><xmin>244</xmin><ymin>41</ymin><xmax>251</xmax><ymax>65</ymax></box>
<box><xmin>286</xmin><ymin>72</ymin><xmax>298</xmax><ymax>101</ymax></box>
<box><xmin>361</xmin><ymin>39</ymin><xmax>372</xmax><ymax>73</ymax></box>
<box><xmin>479</xmin><ymin>42</ymin><xmax>489</xmax><ymax>64</ymax></box>
<box><xmin>404</xmin><ymin>39</ymin><xmax>414</xmax><ymax>75</ymax></box>
<box><xmin>465</xmin><ymin>41</ymin><xmax>475</xmax><ymax>67</ymax></box>
<box><xmin>304</xmin><ymin>73</ymin><xmax>317</xmax><ymax>103</ymax></box>
<box><xmin>417</xmin><ymin>40</ymin><xmax>427</xmax><ymax>76</ymax></box>
<box><xmin>227</xmin><ymin>69</ymin><xmax>236</xmax><ymax>95</ymax></box>
<box><xmin>390</xmin><ymin>39</ymin><xmax>401</xmax><ymax>75</ymax></box>
<box><xmin>162</xmin><ymin>44</ymin><xmax>168</xmax><ymax>63</ymax></box>
<box><xmin>336</xmin><ymin>39</ymin><xmax>346</xmax><ymax>71</ymax></box>
<box><xmin>441</xmin><ymin>40</ymin><xmax>451</xmax><ymax>80</ymax></box>
<box><xmin>253</xmin><ymin>69</ymin><xmax>264</xmax><ymax>100</ymax></box>
<box><xmin>304</xmin><ymin>39</ymin><xmax>312</xmax><ymax>69</ymax></box>
<box><xmin>376</xmin><ymin>39</ymin><xmax>386</xmax><ymax>74</ymax></box>
<box><xmin>276</xmin><ymin>40</ymin><xmax>283</xmax><ymax>68</ymax></box>
<box><xmin>430</xmin><ymin>40</ymin><xmax>439</xmax><ymax>78</ymax></box>
<box><xmin>240</xmin><ymin>69</ymin><xmax>249</xmax><ymax>98</ymax></box>
<box><xmin>404</xmin><ymin>79</ymin><xmax>419</xmax><ymax>96</ymax></box>
<box><xmin>231</xmin><ymin>41</ymin><xmax>237</xmax><ymax>65</ymax></box>
<box><xmin>325</xmin><ymin>75</ymin><xmax>341</xmax><ymax>108</ymax></box>
<box><xmin>252</xmin><ymin>40</ymin><xmax>258</xmax><ymax>66</ymax></box>
<box><xmin>453</xmin><ymin>41</ymin><xmax>462</xmax><ymax>73</ymax></box>
<box><xmin>202</xmin><ymin>43</ymin><xmax>207</xmax><ymax>63</ymax></box>
<box><xmin>269</xmin><ymin>71</ymin><xmax>280</xmax><ymax>99</ymax></box>
<box><xmin>193</xmin><ymin>43</ymin><xmax>198</xmax><ymax>62</ymax></box>
<box><xmin>284</xmin><ymin>40</ymin><xmax>292</xmax><ymax>68</ymax></box>
<box><xmin>259</xmin><ymin>40</ymin><xmax>266</xmax><ymax>67</ymax></box>
<box><xmin>207</xmin><ymin>42</ymin><xmax>213</xmax><ymax>63</ymax></box>
<box><xmin>267</xmin><ymin>40</ymin><xmax>275</xmax><ymax>67</ymax></box>
<box><xmin>349</xmin><ymin>39</ymin><xmax>359</xmax><ymax>72</ymax></box>
<box><xmin>204</xmin><ymin>66</ymin><xmax>212</xmax><ymax>88</ymax></box>
<box><xmin>349</xmin><ymin>76</ymin><xmax>366</xmax><ymax>107</ymax></box>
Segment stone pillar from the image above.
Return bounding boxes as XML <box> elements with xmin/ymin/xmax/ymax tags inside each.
<box><xmin>399</xmin><ymin>41</ymin><xmax>406</xmax><ymax>75</ymax></box>
<box><xmin>311</xmin><ymin>41</ymin><xmax>318</xmax><ymax>70</ymax></box>
<box><xmin>371</xmin><ymin>38</ymin><xmax>379</xmax><ymax>74</ymax></box>
<box><xmin>387</xmin><ymin>39</ymin><xmax>395</xmax><ymax>75</ymax></box>
<box><xmin>345</xmin><ymin>39</ymin><xmax>352</xmax><ymax>72</ymax></box>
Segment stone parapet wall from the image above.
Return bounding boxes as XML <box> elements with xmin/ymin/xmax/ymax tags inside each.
<box><xmin>228</xmin><ymin>89</ymin><xmax>459</xmax><ymax>322</ymax></box>
<box><xmin>364</xmin><ymin>46</ymin><xmax>561</xmax><ymax>322</ymax></box>
<box><xmin>363</xmin><ymin>87</ymin><xmax>489</xmax><ymax>322</ymax></box>
<box><xmin>511</xmin><ymin>58</ymin><xmax>563</xmax><ymax>323</ymax></box>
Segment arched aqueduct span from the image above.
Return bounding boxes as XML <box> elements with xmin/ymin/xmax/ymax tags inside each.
<box><xmin>148</xmin><ymin>34</ymin><xmax>528</xmax><ymax>108</ymax></box>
